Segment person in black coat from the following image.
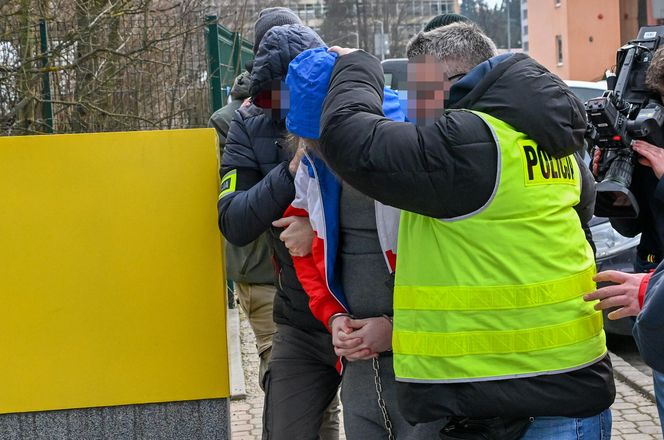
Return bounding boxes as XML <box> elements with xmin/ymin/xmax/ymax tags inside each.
<box><xmin>318</xmin><ymin>22</ymin><xmax>614</xmax><ymax>438</ymax></box>
<box><xmin>217</xmin><ymin>23</ymin><xmax>341</xmax><ymax>440</ymax></box>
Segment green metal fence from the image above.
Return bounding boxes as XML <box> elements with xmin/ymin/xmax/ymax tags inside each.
<box><xmin>205</xmin><ymin>16</ymin><xmax>254</xmax><ymax>114</ymax></box>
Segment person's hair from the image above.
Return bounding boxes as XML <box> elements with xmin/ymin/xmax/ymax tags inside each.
<box><xmin>406</xmin><ymin>22</ymin><xmax>497</xmax><ymax>74</ymax></box>
<box><xmin>422</xmin><ymin>13</ymin><xmax>470</xmax><ymax>33</ymax></box>
<box><xmin>286</xmin><ymin>133</ymin><xmax>320</xmax><ymax>154</ymax></box>
<box><xmin>646</xmin><ymin>47</ymin><xmax>664</xmax><ymax>96</ymax></box>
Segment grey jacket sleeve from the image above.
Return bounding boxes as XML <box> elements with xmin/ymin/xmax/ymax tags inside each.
<box><xmin>633</xmin><ymin>262</ymin><xmax>664</xmax><ymax>372</ymax></box>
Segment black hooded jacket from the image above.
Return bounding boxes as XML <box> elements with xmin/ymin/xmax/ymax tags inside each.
<box><xmin>217</xmin><ymin>24</ymin><xmax>326</xmax><ymax>331</ymax></box>
<box><xmin>319</xmin><ymin>50</ymin><xmax>614</xmax><ymax>420</ymax></box>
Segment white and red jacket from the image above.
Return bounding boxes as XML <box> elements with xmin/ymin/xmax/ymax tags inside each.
<box><xmin>284</xmin><ymin>151</ymin><xmax>400</xmax><ymax>330</ymax></box>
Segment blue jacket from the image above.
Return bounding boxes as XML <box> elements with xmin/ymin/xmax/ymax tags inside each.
<box><xmin>634</xmin><ymin>261</ymin><xmax>664</xmax><ymax>372</ymax></box>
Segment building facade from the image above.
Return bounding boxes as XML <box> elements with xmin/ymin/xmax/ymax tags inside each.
<box><xmin>520</xmin><ymin>0</ymin><xmax>664</xmax><ymax>81</ymax></box>
<box><xmin>220</xmin><ymin>0</ymin><xmax>459</xmax><ymax>58</ymax></box>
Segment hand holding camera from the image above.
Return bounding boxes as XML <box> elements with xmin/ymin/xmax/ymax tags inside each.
<box><xmin>633</xmin><ymin>140</ymin><xmax>664</xmax><ymax>179</ymax></box>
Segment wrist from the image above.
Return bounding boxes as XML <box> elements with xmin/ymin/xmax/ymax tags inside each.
<box><xmin>328</xmin><ymin>313</ymin><xmax>351</xmax><ymax>330</ymax></box>
<box><xmin>638</xmin><ymin>273</ymin><xmax>653</xmax><ymax>309</ymax></box>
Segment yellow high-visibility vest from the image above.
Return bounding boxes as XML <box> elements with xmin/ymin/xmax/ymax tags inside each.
<box><xmin>393</xmin><ymin>110</ymin><xmax>606</xmax><ymax>383</ymax></box>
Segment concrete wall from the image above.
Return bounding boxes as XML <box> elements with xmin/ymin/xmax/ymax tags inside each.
<box><xmin>0</xmin><ymin>399</ymin><xmax>229</xmax><ymax>440</ymax></box>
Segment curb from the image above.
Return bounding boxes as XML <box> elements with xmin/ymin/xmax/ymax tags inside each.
<box><xmin>227</xmin><ymin>307</ymin><xmax>247</xmax><ymax>400</ymax></box>
<box><xmin>610</xmin><ymin>351</ymin><xmax>655</xmax><ymax>403</ymax></box>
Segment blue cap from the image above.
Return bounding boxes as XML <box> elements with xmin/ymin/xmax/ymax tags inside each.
<box><xmin>286</xmin><ymin>47</ymin><xmax>335</xmax><ymax>139</ymax></box>
<box><xmin>286</xmin><ymin>48</ymin><xmax>406</xmax><ymax>139</ymax></box>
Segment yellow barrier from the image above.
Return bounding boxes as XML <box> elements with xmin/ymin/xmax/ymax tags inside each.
<box><xmin>0</xmin><ymin>129</ymin><xmax>229</xmax><ymax>414</ymax></box>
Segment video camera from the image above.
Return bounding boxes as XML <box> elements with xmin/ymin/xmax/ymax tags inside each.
<box><xmin>585</xmin><ymin>26</ymin><xmax>664</xmax><ymax>218</ymax></box>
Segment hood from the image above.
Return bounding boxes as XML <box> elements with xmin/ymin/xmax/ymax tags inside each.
<box><xmin>230</xmin><ymin>71</ymin><xmax>251</xmax><ymax>99</ymax></box>
<box><xmin>286</xmin><ymin>47</ymin><xmax>405</xmax><ymax>139</ymax></box>
<box><xmin>250</xmin><ymin>24</ymin><xmax>325</xmax><ymax>97</ymax></box>
<box><xmin>450</xmin><ymin>53</ymin><xmax>587</xmax><ymax>158</ymax></box>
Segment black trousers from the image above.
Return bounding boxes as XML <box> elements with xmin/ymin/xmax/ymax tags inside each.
<box><xmin>262</xmin><ymin>324</ymin><xmax>341</xmax><ymax>440</ymax></box>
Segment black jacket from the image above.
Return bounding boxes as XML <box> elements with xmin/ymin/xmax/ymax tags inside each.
<box><xmin>319</xmin><ymin>51</ymin><xmax>614</xmax><ymax>420</ymax></box>
<box><xmin>610</xmin><ymin>165</ymin><xmax>664</xmax><ymax>269</ymax></box>
<box><xmin>217</xmin><ymin>25</ymin><xmax>326</xmax><ymax>331</ymax></box>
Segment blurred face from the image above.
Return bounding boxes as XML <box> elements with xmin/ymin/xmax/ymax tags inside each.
<box><xmin>406</xmin><ymin>54</ymin><xmax>466</xmax><ymax>125</ymax></box>
<box><xmin>254</xmin><ymin>80</ymin><xmax>290</xmax><ymax>120</ymax></box>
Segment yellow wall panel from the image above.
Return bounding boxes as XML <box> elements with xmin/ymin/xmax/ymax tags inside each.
<box><xmin>0</xmin><ymin>129</ymin><xmax>229</xmax><ymax>414</ymax></box>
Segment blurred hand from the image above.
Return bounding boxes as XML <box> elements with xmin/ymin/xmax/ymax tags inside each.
<box><xmin>592</xmin><ymin>147</ymin><xmax>602</xmax><ymax>177</ymax></box>
<box><xmin>340</xmin><ymin>316</ymin><xmax>392</xmax><ymax>361</ymax></box>
<box><xmin>288</xmin><ymin>147</ymin><xmax>305</xmax><ymax>177</ymax></box>
<box><xmin>272</xmin><ymin>216</ymin><xmax>314</xmax><ymax>257</ymax></box>
<box><xmin>330</xmin><ymin>315</ymin><xmax>371</xmax><ymax>360</ymax></box>
<box><xmin>583</xmin><ymin>270</ymin><xmax>646</xmax><ymax>319</ymax></box>
<box><xmin>241</xmin><ymin>97</ymin><xmax>252</xmax><ymax>109</ymax></box>
<box><xmin>328</xmin><ymin>46</ymin><xmax>359</xmax><ymax>57</ymax></box>
<box><xmin>633</xmin><ymin>140</ymin><xmax>664</xmax><ymax>179</ymax></box>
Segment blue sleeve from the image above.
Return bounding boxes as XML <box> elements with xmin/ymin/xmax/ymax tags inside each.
<box><xmin>633</xmin><ymin>261</ymin><xmax>664</xmax><ymax>372</ymax></box>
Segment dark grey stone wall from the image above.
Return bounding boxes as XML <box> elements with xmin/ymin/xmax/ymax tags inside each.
<box><xmin>0</xmin><ymin>399</ymin><xmax>229</xmax><ymax>440</ymax></box>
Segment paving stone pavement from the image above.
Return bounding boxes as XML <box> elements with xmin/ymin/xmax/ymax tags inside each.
<box><xmin>231</xmin><ymin>310</ymin><xmax>662</xmax><ymax>440</ymax></box>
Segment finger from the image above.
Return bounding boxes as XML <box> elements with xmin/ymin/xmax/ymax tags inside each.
<box><xmin>289</xmin><ymin>249</ymin><xmax>304</xmax><ymax>257</ymax></box>
<box><xmin>328</xmin><ymin>45</ymin><xmax>342</xmax><ymax>54</ymax></box>
<box><xmin>632</xmin><ymin>140</ymin><xmax>656</xmax><ymax>150</ymax></box>
<box><xmin>637</xmin><ymin>157</ymin><xmax>653</xmax><ymax>168</ymax></box>
<box><xmin>272</xmin><ymin>216</ymin><xmax>297</xmax><ymax>228</ymax></box>
<box><xmin>633</xmin><ymin>144</ymin><xmax>663</xmax><ymax>163</ymax></box>
<box><xmin>337</xmin><ymin>330</ymin><xmax>362</xmax><ymax>343</ymax></box>
<box><xmin>634</xmin><ymin>145</ymin><xmax>656</xmax><ymax>161</ymax></box>
<box><xmin>335</xmin><ymin>346</ymin><xmax>371</xmax><ymax>358</ymax></box>
<box><xmin>584</xmin><ymin>285</ymin><xmax>624</xmax><ymax>301</ymax></box>
<box><xmin>342</xmin><ymin>348</ymin><xmax>374</xmax><ymax>360</ymax></box>
<box><xmin>346</xmin><ymin>352</ymin><xmax>378</xmax><ymax>361</ymax></box>
<box><xmin>346</xmin><ymin>318</ymin><xmax>370</xmax><ymax>330</ymax></box>
<box><xmin>335</xmin><ymin>334</ymin><xmax>362</xmax><ymax>349</ymax></box>
<box><xmin>593</xmin><ymin>295</ymin><xmax>630</xmax><ymax>311</ymax></box>
<box><xmin>607</xmin><ymin>307</ymin><xmax>627</xmax><ymax>320</ymax></box>
<box><xmin>333</xmin><ymin>318</ymin><xmax>354</xmax><ymax>335</ymax></box>
<box><xmin>593</xmin><ymin>270</ymin><xmax>634</xmax><ymax>284</ymax></box>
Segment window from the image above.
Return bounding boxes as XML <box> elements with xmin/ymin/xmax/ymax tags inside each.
<box><xmin>523</xmin><ymin>41</ymin><xmax>529</xmax><ymax>52</ymax></box>
<box><xmin>297</xmin><ymin>4</ymin><xmax>316</xmax><ymax>20</ymax></box>
<box><xmin>523</xmin><ymin>25</ymin><xmax>528</xmax><ymax>36</ymax></box>
<box><xmin>429</xmin><ymin>2</ymin><xmax>451</xmax><ymax>15</ymax></box>
<box><xmin>523</xmin><ymin>9</ymin><xmax>527</xmax><ymax>19</ymax></box>
<box><xmin>556</xmin><ymin>35</ymin><xmax>563</xmax><ymax>65</ymax></box>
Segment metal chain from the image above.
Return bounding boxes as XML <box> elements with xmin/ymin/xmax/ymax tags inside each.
<box><xmin>372</xmin><ymin>357</ymin><xmax>395</xmax><ymax>440</ymax></box>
